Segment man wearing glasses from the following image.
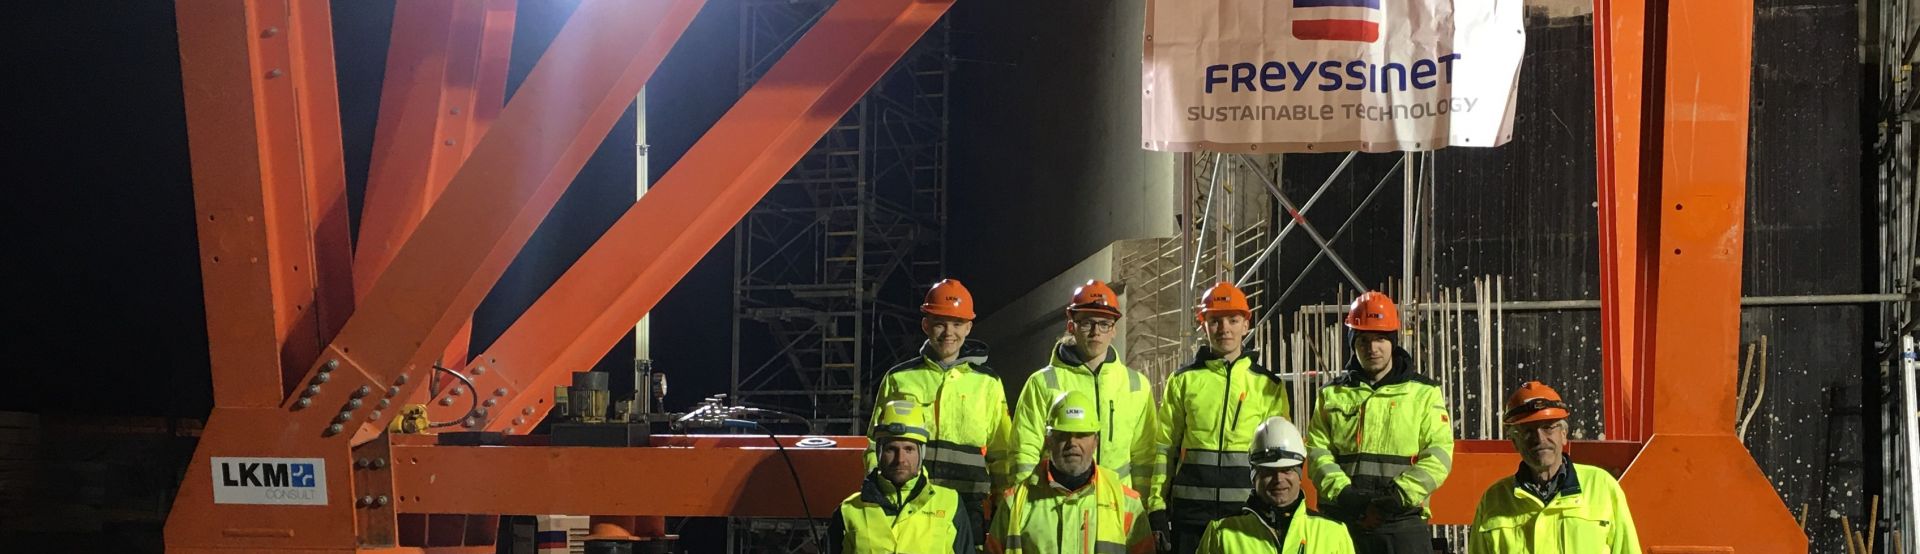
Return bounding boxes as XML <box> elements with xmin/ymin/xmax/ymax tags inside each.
<box><xmin>1011</xmin><ymin>280</ymin><xmax>1159</xmax><ymax>500</ymax></box>
<box><xmin>1469</xmin><ymin>382</ymin><xmax>1640</xmax><ymax>554</ymax></box>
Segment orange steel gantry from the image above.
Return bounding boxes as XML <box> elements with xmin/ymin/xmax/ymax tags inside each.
<box><xmin>164</xmin><ymin>0</ymin><xmax>1804</xmax><ymax>551</ymax></box>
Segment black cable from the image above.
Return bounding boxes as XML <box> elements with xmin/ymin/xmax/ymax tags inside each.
<box><xmin>427</xmin><ymin>363</ymin><xmax>481</xmax><ymax>428</ymax></box>
<box><xmin>746</xmin><ymin>421</ymin><xmax>822</xmax><ymax>550</ymax></box>
<box><xmin>739</xmin><ymin>407</ymin><xmax>817</xmax><ymax>434</ymax></box>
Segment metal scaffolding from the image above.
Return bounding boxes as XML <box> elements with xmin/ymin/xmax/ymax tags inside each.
<box><xmin>1875</xmin><ymin>0</ymin><xmax>1920</xmax><ymax>549</ymax></box>
<box><xmin>729</xmin><ymin>0</ymin><xmax>949</xmax><ymax>550</ymax></box>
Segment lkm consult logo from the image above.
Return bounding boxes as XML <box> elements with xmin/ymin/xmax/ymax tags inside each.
<box><xmin>211</xmin><ymin>456</ymin><xmax>329</xmax><ymax>505</ymax></box>
<box><xmin>1291</xmin><ymin>0</ymin><xmax>1382</xmax><ymax>43</ymax></box>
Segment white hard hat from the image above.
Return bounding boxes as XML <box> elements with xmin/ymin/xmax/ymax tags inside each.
<box><xmin>1249</xmin><ymin>416</ymin><xmax>1307</xmax><ymax>469</ymax></box>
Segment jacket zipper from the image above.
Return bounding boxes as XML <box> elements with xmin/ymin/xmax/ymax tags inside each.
<box><xmin>1231</xmin><ymin>390</ymin><xmax>1246</xmax><ymax>431</ymax></box>
<box><xmin>1216</xmin><ymin>358</ymin><xmax>1233</xmax><ymax>450</ymax></box>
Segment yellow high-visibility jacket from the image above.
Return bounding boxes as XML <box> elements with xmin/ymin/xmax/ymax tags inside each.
<box><xmin>1196</xmin><ymin>500</ymin><xmax>1355</xmax><ymax>554</ymax></box>
<box><xmin>829</xmin><ymin>471</ymin><xmax>973</xmax><ymax>554</ymax></box>
<box><xmin>1305</xmin><ymin>348</ymin><xmax>1454</xmax><ymax>523</ymax></box>
<box><xmin>1012</xmin><ymin>343</ymin><xmax>1158</xmax><ymax>496</ymax></box>
<box><xmin>1470</xmin><ymin>462</ymin><xmax>1641</xmax><ymax>554</ymax></box>
<box><xmin>1151</xmin><ymin>347</ymin><xmax>1290</xmax><ymax>519</ymax></box>
<box><xmin>871</xmin><ymin>340</ymin><xmax>1015</xmax><ymax>498</ymax></box>
<box><xmin>987</xmin><ymin>463</ymin><xmax>1153</xmax><ymax>554</ymax></box>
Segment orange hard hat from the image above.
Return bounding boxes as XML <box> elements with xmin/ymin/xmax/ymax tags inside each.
<box><xmin>1066</xmin><ymin>280</ymin><xmax>1122</xmax><ymax>319</ymax></box>
<box><xmin>1196</xmin><ymin>281</ymin><xmax>1252</xmax><ymax>323</ymax></box>
<box><xmin>921</xmin><ymin>279</ymin><xmax>976</xmax><ymax>320</ymax></box>
<box><xmin>1503</xmin><ymin>381</ymin><xmax>1570</xmax><ymax>425</ymax></box>
<box><xmin>1344</xmin><ymin>291</ymin><xmax>1401</xmax><ymax>332</ymax></box>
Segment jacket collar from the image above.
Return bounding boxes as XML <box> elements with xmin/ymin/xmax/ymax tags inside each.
<box><xmin>1335</xmin><ymin>346</ymin><xmax>1420</xmax><ymax>388</ymax></box>
<box><xmin>1052</xmin><ymin>341</ymin><xmax>1116</xmax><ymax>374</ymax></box>
<box><xmin>919</xmin><ymin>339</ymin><xmax>991</xmax><ymax>371</ymax></box>
<box><xmin>1512</xmin><ymin>456</ymin><xmax>1582</xmax><ymax>504</ymax></box>
<box><xmin>860</xmin><ymin>469</ymin><xmax>927</xmax><ymax>513</ymax></box>
<box><xmin>1187</xmin><ymin>345</ymin><xmax>1263</xmax><ymax>372</ymax></box>
<box><xmin>1033</xmin><ymin>460</ymin><xmax>1100</xmax><ymax>495</ymax></box>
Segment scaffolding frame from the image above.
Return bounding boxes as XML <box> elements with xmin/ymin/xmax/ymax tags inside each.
<box><xmin>729</xmin><ymin>1</ymin><xmax>950</xmax><ymax>550</ymax></box>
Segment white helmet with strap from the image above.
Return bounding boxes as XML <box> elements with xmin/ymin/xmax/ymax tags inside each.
<box><xmin>1249</xmin><ymin>416</ymin><xmax>1307</xmax><ymax>468</ymax></box>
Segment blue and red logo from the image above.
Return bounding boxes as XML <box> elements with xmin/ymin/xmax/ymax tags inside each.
<box><xmin>1292</xmin><ymin>0</ymin><xmax>1382</xmax><ymax>43</ymax></box>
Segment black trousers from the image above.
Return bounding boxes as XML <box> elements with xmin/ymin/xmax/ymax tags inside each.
<box><xmin>961</xmin><ymin>496</ymin><xmax>986</xmax><ymax>551</ymax></box>
<box><xmin>1349</xmin><ymin>526</ymin><xmax>1432</xmax><ymax>554</ymax></box>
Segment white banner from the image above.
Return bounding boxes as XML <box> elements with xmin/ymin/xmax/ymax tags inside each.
<box><xmin>1143</xmin><ymin>0</ymin><xmax>1525</xmax><ymax>153</ymax></box>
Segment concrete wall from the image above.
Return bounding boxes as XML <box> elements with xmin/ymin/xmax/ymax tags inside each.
<box><xmin>947</xmin><ymin>0</ymin><xmax>1177</xmax><ymax>319</ymax></box>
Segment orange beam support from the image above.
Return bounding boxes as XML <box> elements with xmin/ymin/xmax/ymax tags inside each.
<box><xmin>1608</xmin><ymin>0</ymin><xmax>1807</xmax><ymax>549</ymax></box>
<box><xmin>434</xmin><ymin>0</ymin><xmax>956</xmax><ymax>433</ymax></box>
<box><xmin>388</xmin><ymin>435</ymin><xmax>870</xmax><ymax>517</ymax></box>
<box><xmin>355</xmin><ymin>0</ymin><xmax>517</xmax><ymax>374</ymax></box>
<box><xmin>167</xmin><ymin>1</ymin><xmax>701</xmax><ymax>550</ymax></box>
<box><xmin>1592</xmin><ymin>0</ymin><xmax>1648</xmax><ymax>443</ymax></box>
<box><xmin>175</xmin><ymin>0</ymin><xmax>354</xmax><ymax>409</ymax></box>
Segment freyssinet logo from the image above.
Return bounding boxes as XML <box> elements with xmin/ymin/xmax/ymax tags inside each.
<box><xmin>1292</xmin><ymin>0</ymin><xmax>1382</xmax><ymax>43</ymax></box>
<box><xmin>211</xmin><ymin>457</ymin><xmax>328</xmax><ymax>505</ymax></box>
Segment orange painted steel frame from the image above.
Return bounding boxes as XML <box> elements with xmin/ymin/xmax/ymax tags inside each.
<box><xmin>166</xmin><ymin>0</ymin><xmax>952</xmax><ymax>552</ymax></box>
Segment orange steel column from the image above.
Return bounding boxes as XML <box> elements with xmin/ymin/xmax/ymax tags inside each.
<box><xmin>354</xmin><ymin>0</ymin><xmax>516</xmax><ymax>377</ymax></box>
<box><xmin>1612</xmin><ymin>0</ymin><xmax>1807</xmax><ymax>549</ymax></box>
<box><xmin>175</xmin><ymin>0</ymin><xmax>353</xmax><ymax>409</ymax></box>
<box><xmin>1592</xmin><ymin>0</ymin><xmax>1648</xmax><ymax>443</ymax></box>
<box><xmin>442</xmin><ymin>0</ymin><xmax>957</xmax><ymax>434</ymax></box>
<box><xmin>165</xmin><ymin>1</ymin><xmax>701</xmax><ymax>551</ymax></box>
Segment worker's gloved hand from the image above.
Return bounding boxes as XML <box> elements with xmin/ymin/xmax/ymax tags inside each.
<box><xmin>1149</xmin><ymin>510</ymin><xmax>1172</xmax><ymax>553</ymax></box>
<box><xmin>1332</xmin><ymin>488</ymin><xmax>1375</xmax><ymax>522</ymax></box>
<box><xmin>1372</xmin><ymin>488</ymin><xmax>1410</xmax><ymax>516</ymax></box>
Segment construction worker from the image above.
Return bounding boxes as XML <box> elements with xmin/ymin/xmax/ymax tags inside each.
<box><xmin>1469</xmin><ymin>382</ymin><xmax>1640</xmax><ymax>554</ymax></box>
<box><xmin>870</xmin><ymin>278</ymin><xmax>1014</xmax><ymax>544</ymax></box>
<box><xmin>1012</xmin><ymin>280</ymin><xmax>1158</xmax><ymax>498</ymax></box>
<box><xmin>1195</xmin><ymin>417</ymin><xmax>1354</xmax><ymax>554</ymax></box>
<box><xmin>829</xmin><ymin>400</ymin><xmax>974</xmax><ymax>553</ymax></box>
<box><xmin>988</xmin><ymin>390</ymin><xmax>1154</xmax><ymax>554</ymax></box>
<box><xmin>1305</xmin><ymin>291</ymin><xmax>1453</xmax><ymax>554</ymax></box>
<box><xmin>1151</xmin><ymin>281</ymin><xmax>1293</xmax><ymax>554</ymax></box>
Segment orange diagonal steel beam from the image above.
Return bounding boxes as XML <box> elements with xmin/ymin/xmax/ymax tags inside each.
<box><xmin>281</xmin><ymin>0</ymin><xmax>705</xmax><ymax>440</ymax></box>
<box><xmin>448</xmin><ymin>0</ymin><xmax>954</xmax><ymax>433</ymax></box>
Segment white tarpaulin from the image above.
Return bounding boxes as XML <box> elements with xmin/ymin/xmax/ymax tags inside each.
<box><xmin>1143</xmin><ymin>0</ymin><xmax>1526</xmax><ymax>153</ymax></box>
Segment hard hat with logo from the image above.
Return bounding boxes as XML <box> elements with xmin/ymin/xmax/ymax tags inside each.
<box><xmin>1249</xmin><ymin>416</ymin><xmax>1307</xmax><ymax>469</ymax></box>
<box><xmin>872</xmin><ymin>399</ymin><xmax>930</xmax><ymax>443</ymax></box>
<box><xmin>1046</xmin><ymin>390</ymin><xmax>1101</xmax><ymax>434</ymax></box>
<box><xmin>1196</xmin><ymin>281</ymin><xmax>1253</xmax><ymax>323</ymax></box>
<box><xmin>1502</xmin><ymin>381</ymin><xmax>1570</xmax><ymax>425</ymax></box>
<box><xmin>1344</xmin><ymin>290</ymin><xmax>1402</xmax><ymax>333</ymax></box>
<box><xmin>1065</xmin><ymin>280</ymin><xmax>1123</xmax><ymax>319</ymax></box>
<box><xmin>921</xmin><ymin>278</ymin><xmax>976</xmax><ymax>320</ymax></box>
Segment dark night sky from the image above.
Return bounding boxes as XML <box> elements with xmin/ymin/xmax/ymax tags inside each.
<box><xmin>5</xmin><ymin>1</ymin><xmax>749</xmax><ymax>419</ymax></box>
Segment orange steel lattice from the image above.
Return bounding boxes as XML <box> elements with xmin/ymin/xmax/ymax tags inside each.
<box><xmin>166</xmin><ymin>0</ymin><xmax>1803</xmax><ymax>551</ymax></box>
